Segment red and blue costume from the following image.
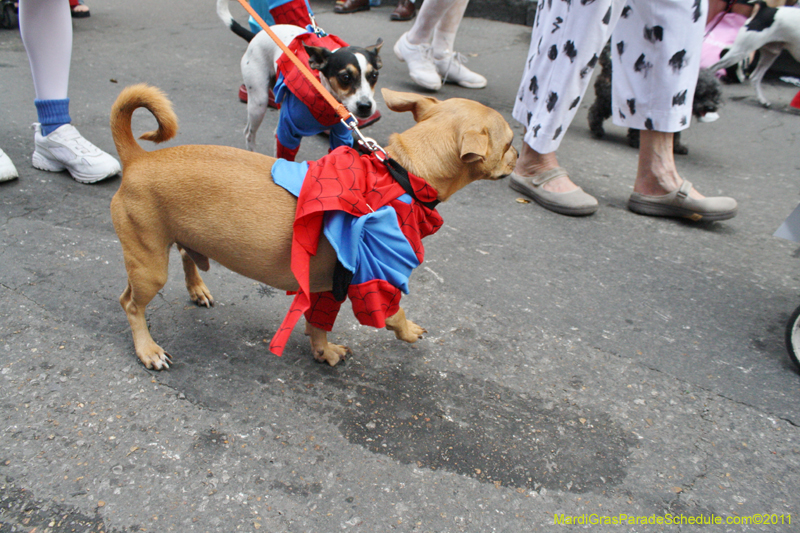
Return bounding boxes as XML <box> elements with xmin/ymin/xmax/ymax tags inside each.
<box><xmin>274</xmin><ymin>32</ymin><xmax>353</xmax><ymax>161</ymax></box>
<box><xmin>269</xmin><ymin>147</ymin><xmax>443</xmax><ymax>356</ymax></box>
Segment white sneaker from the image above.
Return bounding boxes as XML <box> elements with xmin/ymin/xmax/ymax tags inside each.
<box><xmin>393</xmin><ymin>32</ymin><xmax>442</xmax><ymax>91</ymax></box>
<box><xmin>32</xmin><ymin>123</ymin><xmax>121</xmax><ymax>184</ymax></box>
<box><xmin>435</xmin><ymin>50</ymin><xmax>487</xmax><ymax>89</ymax></box>
<box><xmin>0</xmin><ymin>148</ymin><xmax>19</xmax><ymax>182</ymax></box>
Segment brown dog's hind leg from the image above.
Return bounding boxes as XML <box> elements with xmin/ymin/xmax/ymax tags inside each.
<box><xmin>177</xmin><ymin>246</ymin><xmax>214</xmax><ymax>308</ymax></box>
<box><xmin>385</xmin><ymin>307</ymin><xmax>426</xmax><ymax>343</ymax></box>
<box><xmin>304</xmin><ymin>322</ymin><xmax>351</xmax><ymax>366</ymax></box>
<box><xmin>118</xmin><ymin>243</ymin><xmax>173</xmax><ymax>370</ymax></box>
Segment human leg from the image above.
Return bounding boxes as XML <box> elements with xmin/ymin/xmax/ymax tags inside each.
<box><xmin>426</xmin><ymin>0</ymin><xmax>486</xmax><ymax>88</ymax></box>
<box><xmin>510</xmin><ymin>0</ymin><xmax>623</xmax><ymax>214</ymax></box>
<box><xmin>393</xmin><ymin>0</ymin><xmax>458</xmax><ymax>90</ymax></box>
<box><xmin>610</xmin><ymin>0</ymin><xmax>705</xmax><ymax>133</ymax></box>
<box><xmin>629</xmin><ymin>129</ymin><xmax>737</xmax><ymax>220</ymax></box>
<box><xmin>19</xmin><ymin>0</ymin><xmax>71</xmax><ymax>102</ymax></box>
<box><xmin>19</xmin><ymin>0</ymin><xmax>120</xmax><ymax>182</ymax></box>
<box><xmin>615</xmin><ymin>0</ymin><xmax>736</xmax><ymax>220</ymax></box>
<box><xmin>513</xmin><ymin>0</ymin><xmax>622</xmax><ymax>155</ymax></box>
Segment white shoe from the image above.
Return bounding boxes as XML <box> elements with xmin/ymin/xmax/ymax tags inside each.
<box><xmin>435</xmin><ymin>50</ymin><xmax>487</xmax><ymax>89</ymax></box>
<box><xmin>393</xmin><ymin>32</ymin><xmax>442</xmax><ymax>91</ymax></box>
<box><xmin>32</xmin><ymin>123</ymin><xmax>121</xmax><ymax>184</ymax></box>
<box><xmin>0</xmin><ymin>148</ymin><xmax>19</xmax><ymax>182</ymax></box>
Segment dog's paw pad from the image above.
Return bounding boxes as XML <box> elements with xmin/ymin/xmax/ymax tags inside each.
<box><xmin>188</xmin><ymin>283</ymin><xmax>215</xmax><ymax>308</ymax></box>
<box><xmin>139</xmin><ymin>348</ymin><xmax>172</xmax><ymax>371</ymax></box>
<box><xmin>394</xmin><ymin>320</ymin><xmax>426</xmax><ymax>343</ymax></box>
<box><xmin>313</xmin><ymin>344</ymin><xmax>351</xmax><ymax>366</ymax></box>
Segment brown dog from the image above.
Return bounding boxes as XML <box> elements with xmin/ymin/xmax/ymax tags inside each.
<box><xmin>109</xmin><ymin>84</ymin><xmax>517</xmax><ymax>369</ymax></box>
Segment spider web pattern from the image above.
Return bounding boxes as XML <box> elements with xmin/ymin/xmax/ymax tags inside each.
<box><xmin>269</xmin><ymin>147</ymin><xmax>443</xmax><ymax>356</ymax></box>
<box><xmin>269</xmin><ymin>0</ymin><xmax>312</xmax><ymax>27</ymax></box>
<box><xmin>348</xmin><ymin>279</ymin><xmax>402</xmax><ymax>328</ymax></box>
<box><xmin>276</xmin><ymin>33</ymin><xmax>349</xmax><ymax>127</ymax></box>
<box><xmin>304</xmin><ymin>291</ymin><xmax>342</xmax><ymax>331</ymax></box>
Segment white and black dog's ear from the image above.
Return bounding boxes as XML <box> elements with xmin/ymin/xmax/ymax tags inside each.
<box><xmin>366</xmin><ymin>38</ymin><xmax>384</xmax><ymax>69</ymax></box>
<box><xmin>304</xmin><ymin>45</ymin><xmax>332</xmax><ymax>70</ymax></box>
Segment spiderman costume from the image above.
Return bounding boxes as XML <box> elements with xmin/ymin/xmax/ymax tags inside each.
<box><xmin>269</xmin><ymin>146</ymin><xmax>443</xmax><ymax>356</ymax></box>
<box><xmin>274</xmin><ymin>32</ymin><xmax>353</xmax><ymax>159</ymax></box>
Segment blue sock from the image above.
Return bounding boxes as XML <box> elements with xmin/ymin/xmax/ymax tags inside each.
<box><xmin>34</xmin><ymin>99</ymin><xmax>71</xmax><ymax>136</ymax></box>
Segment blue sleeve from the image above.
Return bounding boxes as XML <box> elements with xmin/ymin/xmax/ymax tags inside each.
<box><xmin>323</xmin><ymin>204</ymin><xmax>419</xmax><ymax>294</ymax></box>
<box><xmin>328</xmin><ymin>121</ymin><xmax>354</xmax><ymax>150</ymax></box>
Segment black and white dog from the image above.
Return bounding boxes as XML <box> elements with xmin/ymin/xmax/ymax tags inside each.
<box><xmin>708</xmin><ymin>1</ymin><xmax>800</xmax><ymax>107</ymax></box>
<box><xmin>216</xmin><ymin>0</ymin><xmax>383</xmax><ymax>155</ymax></box>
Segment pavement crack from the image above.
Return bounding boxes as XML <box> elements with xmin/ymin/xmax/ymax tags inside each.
<box><xmin>591</xmin><ymin>344</ymin><xmax>800</xmax><ymax>426</ymax></box>
<box><xmin>151</xmin><ymin>377</ymin><xmax>218</xmax><ymax>412</ymax></box>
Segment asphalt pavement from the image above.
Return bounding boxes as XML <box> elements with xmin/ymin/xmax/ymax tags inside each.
<box><xmin>1</xmin><ymin>1</ymin><xmax>800</xmax><ymax>531</ymax></box>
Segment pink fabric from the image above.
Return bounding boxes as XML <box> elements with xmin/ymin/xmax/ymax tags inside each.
<box><xmin>701</xmin><ymin>12</ymin><xmax>747</xmax><ymax>75</ymax></box>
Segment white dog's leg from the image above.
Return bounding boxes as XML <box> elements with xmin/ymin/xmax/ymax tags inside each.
<box><xmin>750</xmin><ymin>44</ymin><xmax>782</xmax><ymax>107</ymax></box>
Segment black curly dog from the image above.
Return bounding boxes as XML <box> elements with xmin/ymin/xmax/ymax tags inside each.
<box><xmin>587</xmin><ymin>43</ymin><xmax>722</xmax><ymax>155</ymax></box>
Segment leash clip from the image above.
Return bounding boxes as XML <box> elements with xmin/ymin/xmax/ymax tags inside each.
<box><xmin>343</xmin><ymin>115</ymin><xmax>388</xmax><ymax>161</ymax></box>
<box><xmin>308</xmin><ymin>16</ymin><xmax>326</xmax><ymax>37</ymax></box>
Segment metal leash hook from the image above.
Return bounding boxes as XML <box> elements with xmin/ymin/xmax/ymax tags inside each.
<box><xmin>342</xmin><ymin>115</ymin><xmax>388</xmax><ymax>161</ymax></box>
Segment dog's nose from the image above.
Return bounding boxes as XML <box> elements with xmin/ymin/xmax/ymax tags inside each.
<box><xmin>356</xmin><ymin>102</ymin><xmax>373</xmax><ymax>117</ymax></box>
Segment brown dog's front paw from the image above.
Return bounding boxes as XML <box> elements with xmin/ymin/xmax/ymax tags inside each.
<box><xmin>390</xmin><ymin>320</ymin><xmax>426</xmax><ymax>343</ymax></box>
<box><xmin>384</xmin><ymin>308</ymin><xmax>426</xmax><ymax>344</ymax></box>
<box><xmin>187</xmin><ymin>281</ymin><xmax>215</xmax><ymax>308</ymax></box>
<box><xmin>313</xmin><ymin>343</ymin><xmax>351</xmax><ymax>366</ymax></box>
<box><xmin>138</xmin><ymin>344</ymin><xmax>173</xmax><ymax>370</ymax></box>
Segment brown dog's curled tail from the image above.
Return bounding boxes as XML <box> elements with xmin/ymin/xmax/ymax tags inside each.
<box><xmin>110</xmin><ymin>84</ymin><xmax>178</xmax><ymax>166</ymax></box>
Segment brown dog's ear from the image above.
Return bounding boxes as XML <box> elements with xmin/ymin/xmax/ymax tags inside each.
<box><xmin>382</xmin><ymin>88</ymin><xmax>440</xmax><ymax>122</ymax></box>
<box><xmin>304</xmin><ymin>44</ymin><xmax>332</xmax><ymax>70</ymax></box>
<box><xmin>460</xmin><ymin>129</ymin><xmax>489</xmax><ymax>164</ymax></box>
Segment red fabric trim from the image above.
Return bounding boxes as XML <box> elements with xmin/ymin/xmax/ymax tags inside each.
<box><xmin>304</xmin><ymin>292</ymin><xmax>342</xmax><ymax>331</ymax></box>
<box><xmin>269</xmin><ymin>0</ymin><xmax>312</xmax><ymax>27</ymax></box>
<box><xmin>276</xmin><ymin>33</ymin><xmax>350</xmax><ymax>127</ymax></box>
<box><xmin>348</xmin><ymin>280</ymin><xmax>401</xmax><ymax>328</ymax></box>
<box><xmin>269</xmin><ymin>147</ymin><xmax>442</xmax><ymax>356</ymax></box>
<box><xmin>276</xmin><ymin>137</ymin><xmax>300</xmax><ymax>161</ymax></box>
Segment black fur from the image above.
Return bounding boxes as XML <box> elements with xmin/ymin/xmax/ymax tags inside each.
<box><xmin>587</xmin><ymin>43</ymin><xmax>722</xmax><ymax>155</ymax></box>
<box><xmin>745</xmin><ymin>1</ymin><xmax>777</xmax><ymax>32</ymax></box>
<box><xmin>229</xmin><ymin>19</ymin><xmax>256</xmax><ymax>42</ymax></box>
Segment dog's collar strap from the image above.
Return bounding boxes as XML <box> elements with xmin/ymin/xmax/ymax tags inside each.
<box><xmin>383</xmin><ymin>158</ymin><xmax>440</xmax><ymax>210</ymax></box>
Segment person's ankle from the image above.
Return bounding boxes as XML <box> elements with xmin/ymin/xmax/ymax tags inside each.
<box><xmin>515</xmin><ymin>164</ymin><xmax>578</xmax><ymax>193</ymax></box>
<box><xmin>514</xmin><ymin>150</ymin><xmax>578</xmax><ymax>193</ymax></box>
<box><xmin>634</xmin><ymin>173</ymin><xmax>704</xmax><ymax>199</ymax></box>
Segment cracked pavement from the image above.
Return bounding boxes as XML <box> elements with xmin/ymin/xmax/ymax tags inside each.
<box><xmin>1</xmin><ymin>1</ymin><xmax>800</xmax><ymax>531</ymax></box>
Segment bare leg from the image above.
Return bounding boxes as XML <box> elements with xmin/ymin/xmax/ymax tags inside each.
<box><xmin>633</xmin><ymin>130</ymin><xmax>703</xmax><ymax>199</ymax></box>
<box><xmin>514</xmin><ymin>137</ymin><xmax>579</xmax><ymax>193</ymax></box>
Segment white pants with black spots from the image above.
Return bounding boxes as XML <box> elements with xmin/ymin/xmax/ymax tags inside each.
<box><xmin>513</xmin><ymin>0</ymin><xmax>707</xmax><ymax>154</ymax></box>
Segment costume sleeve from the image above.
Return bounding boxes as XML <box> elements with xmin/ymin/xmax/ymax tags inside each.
<box><xmin>347</xmin><ymin>279</ymin><xmax>402</xmax><ymax>328</ymax></box>
<box><xmin>328</xmin><ymin>122</ymin><xmax>354</xmax><ymax>151</ymax></box>
<box><xmin>304</xmin><ymin>291</ymin><xmax>343</xmax><ymax>332</ymax></box>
